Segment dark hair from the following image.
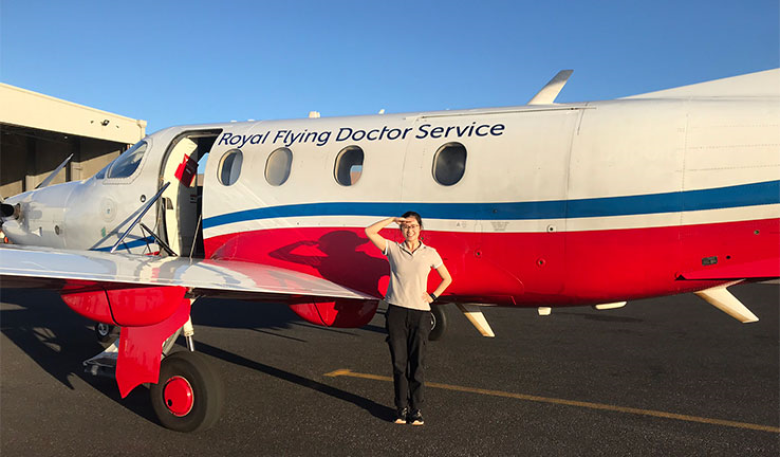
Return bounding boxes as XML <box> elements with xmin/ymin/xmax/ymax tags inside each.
<box><xmin>402</xmin><ymin>211</ymin><xmax>422</xmax><ymax>229</ymax></box>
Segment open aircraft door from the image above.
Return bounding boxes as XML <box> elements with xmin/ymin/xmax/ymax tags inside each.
<box><xmin>159</xmin><ymin>129</ymin><xmax>222</xmax><ymax>257</ymax></box>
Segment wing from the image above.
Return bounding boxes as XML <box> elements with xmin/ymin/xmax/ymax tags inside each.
<box><xmin>0</xmin><ymin>244</ymin><xmax>373</xmax><ymax>301</ymax></box>
<box><xmin>0</xmin><ymin>244</ymin><xmax>378</xmax><ymax>398</ymax></box>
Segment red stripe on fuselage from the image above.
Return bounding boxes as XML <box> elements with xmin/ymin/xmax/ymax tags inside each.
<box><xmin>203</xmin><ymin>218</ymin><xmax>779</xmax><ymax>307</ymax></box>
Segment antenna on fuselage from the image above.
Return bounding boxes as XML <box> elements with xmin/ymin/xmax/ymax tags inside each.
<box><xmin>527</xmin><ymin>70</ymin><xmax>573</xmax><ymax>105</ymax></box>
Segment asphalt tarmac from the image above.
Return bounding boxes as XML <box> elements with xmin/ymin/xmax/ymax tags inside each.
<box><xmin>1</xmin><ymin>283</ymin><xmax>778</xmax><ymax>456</ymax></box>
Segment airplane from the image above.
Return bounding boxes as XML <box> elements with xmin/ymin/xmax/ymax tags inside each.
<box><xmin>0</xmin><ymin>69</ymin><xmax>778</xmax><ymax>432</ymax></box>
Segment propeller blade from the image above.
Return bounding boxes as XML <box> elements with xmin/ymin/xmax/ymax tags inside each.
<box><xmin>36</xmin><ymin>154</ymin><xmax>74</xmax><ymax>189</ymax></box>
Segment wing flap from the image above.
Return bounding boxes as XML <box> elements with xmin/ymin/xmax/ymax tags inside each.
<box><xmin>0</xmin><ymin>245</ymin><xmax>373</xmax><ymax>301</ymax></box>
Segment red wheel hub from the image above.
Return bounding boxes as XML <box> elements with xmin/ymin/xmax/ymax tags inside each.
<box><xmin>163</xmin><ymin>376</ymin><xmax>194</xmax><ymax>417</ymax></box>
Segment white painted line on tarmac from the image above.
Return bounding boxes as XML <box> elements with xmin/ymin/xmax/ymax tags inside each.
<box><xmin>325</xmin><ymin>369</ymin><xmax>780</xmax><ymax>434</ymax></box>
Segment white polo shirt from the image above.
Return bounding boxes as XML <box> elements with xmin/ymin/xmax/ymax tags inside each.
<box><xmin>383</xmin><ymin>240</ymin><xmax>443</xmax><ymax>311</ymax></box>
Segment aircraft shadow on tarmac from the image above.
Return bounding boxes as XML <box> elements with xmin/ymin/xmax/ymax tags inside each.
<box><xmin>0</xmin><ymin>288</ymin><xmax>393</xmax><ymax>425</ymax></box>
<box><xmin>192</xmin><ymin>296</ymin><xmax>387</xmax><ymax>337</ymax></box>
<box><xmin>552</xmin><ymin>311</ymin><xmax>645</xmax><ymax>323</ymax></box>
<box><xmin>196</xmin><ymin>341</ymin><xmax>394</xmax><ymax>421</ymax></box>
<box><xmin>1</xmin><ymin>289</ymin><xmax>102</xmax><ymax>391</ymax></box>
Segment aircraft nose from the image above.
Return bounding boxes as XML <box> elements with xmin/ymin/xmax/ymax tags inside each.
<box><xmin>1</xmin><ymin>202</ymin><xmax>20</xmax><ymax>220</ymax></box>
<box><xmin>0</xmin><ymin>181</ymin><xmax>79</xmax><ymax>246</ymax></box>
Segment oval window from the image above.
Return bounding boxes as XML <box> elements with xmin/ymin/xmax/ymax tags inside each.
<box><xmin>265</xmin><ymin>148</ymin><xmax>293</xmax><ymax>186</ymax></box>
<box><xmin>334</xmin><ymin>146</ymin><xmax>364</xmax><ymax>186</ymax></box>
<box><xmin>432</xmin><ymin>142</ymin><xmax>467</xmax><ymax>186</ymax></box>
<box><xmin>219</xmin><ymin>149</ymin><xmax>243</xmax><ymax>186</ymax></box>
<box><xmin>107</xmin><ymin>141</ymin><xmax>147</xmax><ymax>179</ymax></box>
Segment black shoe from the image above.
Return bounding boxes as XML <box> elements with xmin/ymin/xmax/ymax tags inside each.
<box><xmin>394</xmin><ymin>407</ymin><xmax>408</xmax><ymax>424</ymax></box>
<box><xmin>409</xmin><ymin>410</ymin><xmax>424</xmax><ymax>426</ymax></box>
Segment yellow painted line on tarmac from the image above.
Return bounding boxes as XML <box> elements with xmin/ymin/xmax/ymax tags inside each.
<box><xmin>324</xmin><ymin>369</ymin><xmax>780</xmax><ymax>434</ymax></box>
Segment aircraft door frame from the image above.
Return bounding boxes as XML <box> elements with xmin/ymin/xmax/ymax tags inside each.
<box><xmin>158</xmin><ymin>129</ymin><xmax>221</xmax><ymax>257</ymax></box>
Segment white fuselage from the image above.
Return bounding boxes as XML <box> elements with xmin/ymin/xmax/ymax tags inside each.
<box><xmin>3</xmin><ymin>70</ymin><xmax>778</xmax><ymax>306</ymax></box>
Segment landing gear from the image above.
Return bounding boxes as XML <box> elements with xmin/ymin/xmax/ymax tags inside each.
<box><xmin>94</xmin><ymin>323</ymin><xmax>115</xmax><ymax>343</ymax></box>
<box><xmin>429</xmin><ymin>305</ymin><xmax>448</xmax><ymax>341</ymax></box>
<box><xmin>150</xmin><ymin>351</ymin><xmax>224</xmax><ymax>432</ymax></box>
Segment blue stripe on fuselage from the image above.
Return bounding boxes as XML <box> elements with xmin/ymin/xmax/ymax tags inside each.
<box><xmin>93</xmin><ymin>236</ymin><xmax>155</xmax><ymax>252</ymax></box>
<box><xmin>203</xmin><ymin>180</ymin><xmax>780</xmax><ymax>230</ymax></box>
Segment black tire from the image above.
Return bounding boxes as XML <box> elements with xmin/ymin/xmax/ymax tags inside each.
<box><xmin>429</xmin><ymin>305</ymin><xmax>448</xmax><ymax>341</ymax></box>
<box><xmin>94</xmin><ymin>323</ymin><xmax>114</xmax><ymax>343</ymax></box>
<box><xmin>150</xmin><ymin>351</ymin><xmax>224</xmax><ymax>432</ymax></box>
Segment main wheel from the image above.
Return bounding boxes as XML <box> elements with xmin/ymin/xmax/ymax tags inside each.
<box><xmin>150</xmin><ymin>351</ymin><xmax>224</xmax><ymax>432</ymax></box>
<box><xmin>429</xmin><ymin>305</ymin><xmax>448</xmax><ymax>341</ymax></box>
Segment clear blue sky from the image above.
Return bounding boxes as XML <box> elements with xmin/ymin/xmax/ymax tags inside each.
<box><xmin>1</xmin><ymin>0</ymin><xmax>778</xmax><ymax>132</ymax></box>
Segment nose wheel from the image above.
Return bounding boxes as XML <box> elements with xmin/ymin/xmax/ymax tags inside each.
<box><xmin>150</xmin><ymin>351</ymin><xmax>224</xmax><ymax>432</ymax></box>
<box><xmin>94</xmin><ymin>323</ymin><xmax>116</xmax><ymax>343</ymax></box>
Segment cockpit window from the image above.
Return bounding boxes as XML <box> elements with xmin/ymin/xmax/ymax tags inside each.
<box><xmin>94</xmin><ymin>163</ymin><xmax>109</xmax><ymax>179</ymax></box>
<box><xmin>106</xmin><ymin>141</ymin><xmax>147</xmax><ymax>179</ymax></box>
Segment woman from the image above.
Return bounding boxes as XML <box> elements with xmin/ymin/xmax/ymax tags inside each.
<box><xmin>365</xmin><ymin>212</ymin><xmax>452</xmax><ymax>425</ymax></box>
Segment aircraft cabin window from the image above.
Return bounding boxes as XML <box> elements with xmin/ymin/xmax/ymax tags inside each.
<box><xmin>106</xmin><ymin>141</ymin><xmax>147</xmax><ymax>179</ymax></box>
<box><xmin>334</xmin><ymin>146</ymin><xmax>364</xmax><ymax>186</ymax></box>
<box><xmin>265</xmin><ymin>148</ymin><xmax>293</xmax><ymax>186</ymax></box>
<box><xmin>219</xmin><ymin>149</ymin><xmax>243</xmax><ymax>186</ymax></box>
<box><xmin>432</xmin><ymin>142</ymin><xmax>467</xmax><ymax>186</ymax></box>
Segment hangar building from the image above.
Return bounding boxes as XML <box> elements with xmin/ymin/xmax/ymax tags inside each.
<box><xmin>0</xmin><ymin>83</ymin><xmax>147</xmax><ymax>199</ymax></box>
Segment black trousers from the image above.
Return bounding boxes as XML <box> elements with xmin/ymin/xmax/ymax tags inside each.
<box><xmin>385</xmin><ymin>304</ymin><xmax>432</xmax><ymax>411</ymax></box>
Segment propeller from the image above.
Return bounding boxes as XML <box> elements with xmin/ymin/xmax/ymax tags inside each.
<box><xmin>0</xmin><ymin>193</ymin><xmax>21</xmax><ymax>235</ymax></box>
<box><xmin>0</xmin><ymin>153</ymin><xmax>72</xmax><ymax>233</ymax></box>
<box><xmin>37</xmin><ymin>154</ymin><xmax>73</xmax><ymax>189</ymax></box>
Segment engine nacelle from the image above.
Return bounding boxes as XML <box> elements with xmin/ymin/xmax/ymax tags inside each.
<box><xmin>289</xmin><ymin>299</ymin><xmax>379</xmax><ymax>328</ymax></box>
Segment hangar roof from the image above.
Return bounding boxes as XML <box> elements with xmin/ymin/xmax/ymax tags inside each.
<box><xmin>0</xmin><ymin>83</ymin><xmax>146</xmax><ymax>144</ymax></box>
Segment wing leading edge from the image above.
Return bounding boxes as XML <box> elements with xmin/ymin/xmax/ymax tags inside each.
<box><xmin>0</xmin><ymin>244</ymin><xmax>374</xmax><ymax>301</ymax></box>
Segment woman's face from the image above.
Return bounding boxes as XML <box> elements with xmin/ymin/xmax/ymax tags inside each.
<box><xmin>400</xmin><ymin>220</ymin><xmax>421</xmax><ymax>243</ymax></box>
